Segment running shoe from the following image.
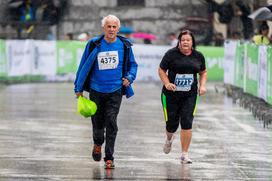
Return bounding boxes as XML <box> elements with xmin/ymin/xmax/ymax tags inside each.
<box><xmin>92</xmin><ymin>144</ymin><xmax>102</xmax><ymax>161</ymax></box>
<box><xmin>163</xmin><ymin>135</ymin><xmax>175</xmax><ymax>154</ymax></box>
<box><xmin>181</xmin><ymin>152</ymin><xmax>192</xmax><ymax>164</ymax></box>
<box><xmin>104</xmin><ymin>160</ymin><xmax>115</xmax><ymax>169</ymax></box>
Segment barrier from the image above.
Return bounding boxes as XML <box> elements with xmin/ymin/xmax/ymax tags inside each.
<box><xmin>258</xmin><ymin>45</ymin><xmax>268</xmax><ymax>101</ymax></box>
<box><xmin>0</xmin><ymin>40</ymin><xmax>7</xmax><ymax>77</ymax></box>
<box><xmin>244</xmin><ymin>43</ymin><xmax>259</xmax><ymax>97</ymax></box>
<box><xmin>132</xmin><ymin>44</ymin><xmax>170</xmax><ymax>81</ymax></box>
<box><xmin>223</xmin><ymin>40</ymin><xmax>236</xmax><ymax>85</ymax></box>
<box><xmin>267</xmin><ymin>46</ymin><xmax>272</xmax><ymax>105</ymax></box>
<box><xmin>234</xmin><ymin>41</ymin><xmax>244</xmax><ymax>89</ymax></box>
<box><xmin>197</xmin><ymin>46</ymin><xmax>224</xmax><ymax>81</ymax></box>
<box><xmin>224</xmin><ymin>40</ymin><xmax>272</xmax><ymax>105</ymax></box>
<box><xmin>0</xmin><ymin>39</ymin><xmax>224</xmax><ymax>82</ymax></box>
<box><xmin>56</xmin><ymin>41</ymin><xmax>85</xmax><ymax>74</ymax></box>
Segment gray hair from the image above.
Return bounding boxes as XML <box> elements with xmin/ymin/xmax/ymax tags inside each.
<box><xmin>101</xmin><ymin>14</ymin><xmax>121</xmax><ymax>28</ymax></box>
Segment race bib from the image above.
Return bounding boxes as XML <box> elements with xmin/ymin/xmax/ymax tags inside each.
<box><xmin>174</xmin><ymin>74</ymin><xmax>194</xmax><ymax>91</ymax></box>
<box><xmin>97</xmin><ymin>51</ymin><xmax>119</xmax><ymax>70</ymax></box>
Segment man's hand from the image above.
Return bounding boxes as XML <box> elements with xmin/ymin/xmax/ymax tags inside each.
<box><xmin>122</xmin><ymin>78</ymin><xmax>130</xmax><ymax>87</ymax></box>
<box><xmin>75</xmin><ymin>92</ymin><xmax>83</xmax><ymax>98</ymax></box>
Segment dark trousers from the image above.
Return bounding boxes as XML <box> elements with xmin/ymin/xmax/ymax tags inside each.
<box><xmin>89</xmin><ymin>88</ymin><xmax>122</xmax><ymax>161</ymax></box>
<box><xmin>161</xmin><ymin>92</ymin><xmax>197</xmax><ymax>132</ymax></box>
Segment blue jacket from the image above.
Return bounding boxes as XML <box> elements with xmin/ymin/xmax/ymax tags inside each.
<box><xmin>74</xmin><ymin>35</ymin><xmax>138</xmax><ymax>98</ymax></box>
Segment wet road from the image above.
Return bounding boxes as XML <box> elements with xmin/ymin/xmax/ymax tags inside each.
<box><xmin>0</xmin><ymin>82</ymin><xmax>271</xmax><ymax>180</ymax></box>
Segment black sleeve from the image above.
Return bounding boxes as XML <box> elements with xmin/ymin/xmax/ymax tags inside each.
<box><xmin>199</xmin><ymin>52</ymin><xmax>206</xmax><ymax>72</ymax></box>
<box><xmin>160</xmin><ymin>50</ymin><xmax>171</xmax><ymax>70</ymax></box>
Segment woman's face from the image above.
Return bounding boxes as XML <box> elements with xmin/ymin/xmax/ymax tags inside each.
<box><xmin>179</xmin><ymin>34</ymin><xmax>193</xmax><ymax>51</ymax></box>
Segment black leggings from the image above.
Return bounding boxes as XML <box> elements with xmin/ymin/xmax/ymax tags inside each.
<box><xmin>161</xmin><ymin>92</ymin><xmax>197</xmax><ymax>132</ymax></box>
<box><xmin>89</xmin><ymin>88</ymin><xmax>122</xmax><ymax>161</ymax></box>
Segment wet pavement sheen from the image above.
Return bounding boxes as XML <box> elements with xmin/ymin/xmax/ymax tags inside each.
<box><xmin>0</xmin><ymin>82</ymin><xmax>271</xmax><ymax>180</ymax></box>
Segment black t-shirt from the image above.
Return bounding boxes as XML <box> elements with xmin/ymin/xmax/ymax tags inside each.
<box><xmin>160</xmin><ymin>47</ymin><xmax>206</xmax><ymax>96</ymax></box>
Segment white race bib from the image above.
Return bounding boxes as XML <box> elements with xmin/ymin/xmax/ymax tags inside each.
<box><xmin>174</xmin><ymin>74</ymin><xmax>194</xmax><ymax>91</ymax></box>
<box><xmin>97</xmin><ymin>51</ymin><xmax>119</xmax><ymax>70</ymax></box>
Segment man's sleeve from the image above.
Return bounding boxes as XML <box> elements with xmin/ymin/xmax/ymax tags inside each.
<box><xmin>74</xmin><ymin>40</ymin><xmax>92</xmax><ymax>92</ymax></box>
<box><xmin>125</xmin><ymin>48</ymin><xmax>138</xmax><ymax>83</ymax></box>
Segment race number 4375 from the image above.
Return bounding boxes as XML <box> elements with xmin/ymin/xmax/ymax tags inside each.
<box><xmin>97</xmin><ymin>51</ymin><xmax>119</xmax><ymax>70</ymax></box>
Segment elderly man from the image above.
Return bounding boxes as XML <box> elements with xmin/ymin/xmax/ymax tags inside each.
<box><xmin>74</xmin><ymin>14</ymin><xmax>138</xmax><ymax>169</ymax></box>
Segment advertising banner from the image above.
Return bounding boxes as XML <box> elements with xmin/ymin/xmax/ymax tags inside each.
<box><xmin>258</xmin><ymin>46</ymin><xmax>267</xmax><ymax>101</ymax></box>
<box><xmin>56</xmin><ymin>41</ymin><xmax>85</xmax><ymax>74</ymax></box>
<box><xmin>234</xmin><ymin>41</ymin><xmax>244</xmax><ymax>88</ymax></box>
<box><xmin>32</xmin><ymin>40</ymin><xmax>56</xmax><ymax>75</ymax></box>
<box><xmin>197</xmin><ymin>46</ymin><xmax>224</xmax><ymax>81</ymax></box>
<box><xmin>0</xmin><ymin>40</ymin><xmax>7</xmax><ymax>77</ymax></box>
<box><xmin>6</xmin><ymin>40</ymin><xmax>33</xmax><ymax>76</ymax></box>
<box><xmin>2</xmin><ymin>40</ymin><xmax>225</xmax><ymax>82</ymax></box>
<box><xmin>267</xmin><ymin>46</ymin><xmax>272</xmax><ymax>105</ymax></box>
<box><xmin>133</xmin><ymin>45</ymin><xmax>225</xmax><ymax>82</ymax></box>
<box><xmin>223</xmin><ymin>40</ymin><xmax>237</xmax><ymax>84</ymax></box>
<box><xmin>244</xmin><ymin>43</ymin><xmax>259</xmax><ymax>97</ymax></box>
<box><xmin>132</xmin><ymin>44</ymin><xmax>170</xmax><ymax>81</ymax></box>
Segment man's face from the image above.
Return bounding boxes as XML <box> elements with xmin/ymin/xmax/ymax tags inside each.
<box><xmin>103</xmin><ymin>20</ymin><xmax>119</xmax><ymax>41</ymax></box>
<box><xmin>262</xmin><ymin>29</ymin><xmax>269</xmax><ymax>36</ymax></box>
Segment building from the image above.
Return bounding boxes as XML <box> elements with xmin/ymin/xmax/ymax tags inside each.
<box><xmin>0</xmin><ymin>0</ymin><xmax>270</xmax><ymax>44</ymax></box>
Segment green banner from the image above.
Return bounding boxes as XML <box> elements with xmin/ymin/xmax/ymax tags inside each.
<box><xmin>0</xmin><ymin>40</ymin><xmax>7</xmax><ymax>77</ymax></box>
<box><xmin>234</xmin><ymin>42</ymin><xmax>244</xmax><ymax>88</ymax></box>
<box><xmin>56</xmin><ymin>41</ymin><xmax>86</xmax><ymax>74</ymax></box>
<box><xmin>267</xmin><ymin>46</ymin><xmax>272</xmax><ymax>104</ymax></box>
<box><xmin>197</xmin><ymin>46</ymin><xmax>224</xmax><ymax>81</ymax></box>
<box><xmin>244</xmin><ymin>43</ymin><xmax>259</xmax><ymax>97</ymax></box>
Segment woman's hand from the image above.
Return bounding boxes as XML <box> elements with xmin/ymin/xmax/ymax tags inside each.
<box><xmin>158</xmin><ymin>68</ymin><xmax>176</xmax><ymax>92</ymax></box>
<box><xmin>165</xmin><ymin>83</ymin><xmax>176</xmax><ymax>91</ymax></box>
<box><xmin>198</xmin><ymin>86</ymin><xmax>206</xmax><ymax>96</ymax></box>
<box><xmin>198</xmin><ymin>70</ymin><xmax>207</xmax><ymax>96</ymax></box>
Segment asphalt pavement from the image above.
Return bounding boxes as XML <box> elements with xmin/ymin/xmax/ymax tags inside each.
<box><xmin>0</xmin><ymin>82</ymin><xmax>271</xmax><ymax>180</ymax></box>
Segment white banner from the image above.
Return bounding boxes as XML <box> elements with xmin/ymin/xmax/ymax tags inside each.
<box><xmin>133</xmin><ymin>44</ymin><xmax>171</xmax><ymax>81</ymax></box>
<box><xmin>258</xmin><ymin>46</ymin><xmax>267</xmax><ymax>101</ymax></box>
<box><xmin>76</xmin><ymin>48</ymin><xmax>84</xmax><ymax>67</ymax></box>
<box><xmin>223</xmin><ymin>40</ymin><xmax>236</xmax><ymax>84</ymax></box>
<box><xmin>32</xmin><ymin>41</ymin><xmax>56</xmax><ymax>75</ymax></box>
<box><xmin>6</xmin><ymin>40</ymin><xmax>33</xmax><ymax>76</ymax></box>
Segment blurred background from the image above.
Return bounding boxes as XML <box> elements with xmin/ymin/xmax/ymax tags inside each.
<box><xmin>0</xmin><ymin>0</ymin><xmax>271</xmax><ymax>44</ymax></box>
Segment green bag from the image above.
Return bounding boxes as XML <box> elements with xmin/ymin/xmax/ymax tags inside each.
<box><xmin>77</xmin><ymin>96</ymin><xmax>97</xmax><ymax>117</ymax></box>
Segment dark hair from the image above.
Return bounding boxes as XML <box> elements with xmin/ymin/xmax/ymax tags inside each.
<box><xmin>66</xmin><ymin>33</ymin><xmax>73</xmax><ymax>40</ymax></box>
<box><xmin>168</xmin><ymin>32</ymin><xmax>176</xmax><ymax>36</ymax></box>
<box><xmin>143</xmin><ymin>39</ymin><xmax>152</xmax><ymax>44</ymax></box>
<box><xmin>259</xmin><ymin>22</ymin><xmax>269</xmax><ymax>33</ymax></box>
<box><xmin>177</xmin><ymin>30</ymin><xmax>196</xmax><ymax>49</ymax></box>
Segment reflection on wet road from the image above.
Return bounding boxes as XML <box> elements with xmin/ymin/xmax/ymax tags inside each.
<box><xmin>0</xmin><ymin>82</ymin><xmax>271</xmax><ymax>180</ymax></box>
